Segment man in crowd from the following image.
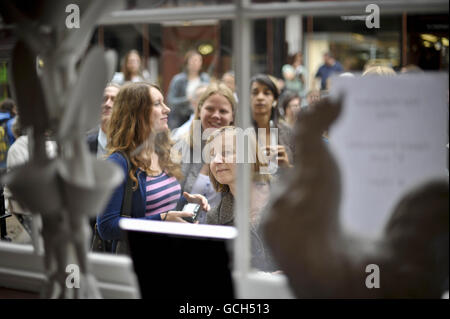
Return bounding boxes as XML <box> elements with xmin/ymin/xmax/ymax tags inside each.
<box><xmin>87</xmin><ymin>83</ymin><xmax>120</xmax><ymax>158</ymax></box>
<box><xmin>314</xmin><ymin>52</ymin><xmax>343</xmax><ymax>91</ymax></box>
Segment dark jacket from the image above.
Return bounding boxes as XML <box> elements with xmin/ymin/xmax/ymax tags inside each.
<box><xmin>206</xmin><ymin>191</ymin><xmax>235</xmax><ymax>226</ymax></box>
<box><xmin>86</xmin><ymin>128</ymin><xmax>100</xmax><ymax>235</ymax></box>
<box><xmin>206</xmin><ymin>191</ymin><xmax>277</xmax><ymax>271</ymax></box>
<box><xmin>86</xmin><ymin>128</ymin><xmax>99</xmax><ymax>155</ymax></box>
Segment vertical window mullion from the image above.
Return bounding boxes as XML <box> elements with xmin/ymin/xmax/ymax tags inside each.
<box><xmin>233</xmin><ymin>0</ymin><xmax>252</xmax><ymax>280</ymax></box>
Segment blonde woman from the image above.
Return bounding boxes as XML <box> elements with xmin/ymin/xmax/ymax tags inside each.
<box><xmin>205</xmin><ymin>126</ymin><xmax>275</xmax><ymax>271</ymax></box>
<box><xmin>176</xmin><ymin>82</ymin><xmax>236</xmax><ymax>215</ymax></box>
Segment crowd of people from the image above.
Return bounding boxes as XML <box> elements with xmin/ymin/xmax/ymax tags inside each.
<box><xmin>1</xmin><ymin>47</ymin><xmax>432</xmax><ymax>273</ymax></box>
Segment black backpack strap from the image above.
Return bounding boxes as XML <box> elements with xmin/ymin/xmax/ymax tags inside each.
<box><xmin>118</xmin><ymin>151</ymin><xmax>133</xmax><ymax>218</ymax></box>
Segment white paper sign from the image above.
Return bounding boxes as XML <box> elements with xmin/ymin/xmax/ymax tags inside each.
<box><xmin>329</xmin><ymin>73</ymin><xmax>448</xmax><ymax>239</ymax></box>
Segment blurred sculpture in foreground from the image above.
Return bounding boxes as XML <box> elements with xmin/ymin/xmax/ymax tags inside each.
<box><xmin>262</xmin><ymin>97</ymin><xmax>449</xmax><ymax>298</ymax></box>
<box><xmin>0</xmin><ymin>0</ymin><xmax>124</xmax><ymax>298</ymax></box>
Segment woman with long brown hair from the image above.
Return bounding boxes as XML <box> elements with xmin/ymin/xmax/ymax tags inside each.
<box><xmin>112</xmin><ymin>50</ymin><xmax>151</xmax><ymax>85</ymax></box>
<box><xmin>97</xmin><ymin>82</ymin><xmax>209</xmax><ymax>252</ymax></box>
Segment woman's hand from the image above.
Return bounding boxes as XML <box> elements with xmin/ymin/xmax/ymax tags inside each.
<box><xmin>265</xmin><ymin>145</ymin><xmax>292</xmax><ymax>168</ymax></box>
<box><xmin>183</xmin><ymin>192</ymin><xmax>210</xmax><ymax>212</ymax></box>
<box><xmin>161</xmin><ymin>211</ymin><xmax>194</xmax><ymax>223</ymax></box>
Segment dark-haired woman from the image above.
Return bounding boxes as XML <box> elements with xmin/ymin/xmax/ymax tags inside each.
<box><xmin>250</xmin><ymin>74</ymin><xmax>295</xmax><ymax>173</ymax></box>
<box><xmin>278</xmin><ymin>90</ymin><xmax>301</xmax><ymax>128</ymax></box>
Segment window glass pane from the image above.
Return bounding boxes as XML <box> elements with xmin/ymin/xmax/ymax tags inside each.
<box><xmin>0</xmin><ymin>2</ymin><xmax>447</xmax><ymax>300</ymax></box>
<box><xmin>89</xmin><ymin>20</ymin><xmax>237</xmax><ymax>256</ymax></box>
<box><xmin>246</xmin><ymin>13</ymin><xmax>448</xmax><ymax>275</ymax></box>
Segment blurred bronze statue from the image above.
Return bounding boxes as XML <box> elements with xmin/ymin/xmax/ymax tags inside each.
<box><xmin>262</xmin><ymin>97</ymin><xmax>449</xmax><ymax>298</ymax></box>
<box><xmin>0</xmin><ymin>0</ymin><xmax>124</xmax><ymax>298</ymax></box>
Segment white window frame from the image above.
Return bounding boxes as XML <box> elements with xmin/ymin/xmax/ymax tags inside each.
<box><xmin>0</xmin><ymin>0</ymin><xmax>447</xmax><ymax>298</ymax></box>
